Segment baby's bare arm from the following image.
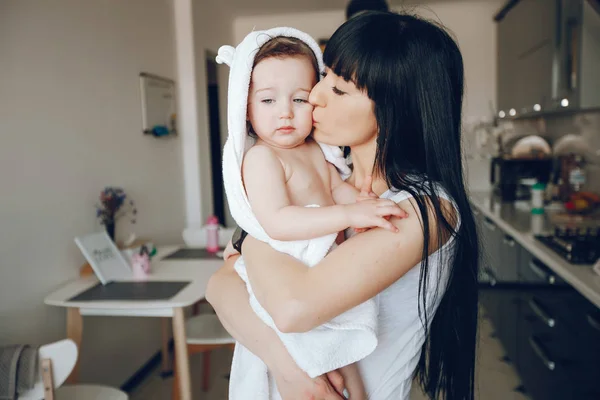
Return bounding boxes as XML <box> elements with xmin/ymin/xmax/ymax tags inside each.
<box><xmin>328</xmin><ymin>164</ymin><xmax>360</xmax><ymax>205</ymax></box>
<box><xmin>243</xmin><ymin>145</ymin><xmax>350</xmax><ymax>241</ymax></box>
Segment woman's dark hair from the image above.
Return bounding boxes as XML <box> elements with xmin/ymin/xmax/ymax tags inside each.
<box><xmin>324</xmin><ymin>11</ymin><xmax>479</xmax><ymax>400</ymax></box>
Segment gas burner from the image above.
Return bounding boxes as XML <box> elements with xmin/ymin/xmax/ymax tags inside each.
<box><xmin>535</xmin><ymin>227</ymin><xmax>600</xmax><ymax>264</ymax></box>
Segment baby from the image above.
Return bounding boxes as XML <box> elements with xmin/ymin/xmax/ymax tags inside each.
<box><xmin>227</xmin><ymin>35</ymin><xmax>406</xmax><ymax>399</ymax></box>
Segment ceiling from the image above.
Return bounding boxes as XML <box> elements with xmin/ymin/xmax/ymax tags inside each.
<box><xmin>222</xmin><ymin>0</ymin><xmax>429</xmax><ymax>18</ymax></box>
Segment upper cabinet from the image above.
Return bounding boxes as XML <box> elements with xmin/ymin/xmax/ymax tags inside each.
<box><xmin>495</xmin><ymin>0</ymin><xmax>600</xmax><ymax>119</ymax></box>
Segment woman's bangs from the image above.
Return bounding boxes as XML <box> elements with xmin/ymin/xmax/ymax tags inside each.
<box><xmin>323</xmin><ymin>21</ymin><xmax>390</xmax><ymax>96</ymax></box>
<box><xmin>322</xmin><ymin>33</ymin><xmax>374</xmax><ymax>92</ymax></box>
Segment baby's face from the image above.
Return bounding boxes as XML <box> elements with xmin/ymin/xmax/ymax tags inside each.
<box><xmin>248</xmin><ymin>56</ymin><xmax>317</xmax><ymax>149</ymax></box>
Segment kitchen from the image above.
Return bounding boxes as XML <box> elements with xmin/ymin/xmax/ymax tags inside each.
<box><xmin>472</xmin><ymin>0</ymin><xmax>600</xmax><ymax>399</ymax></box>
<box><xmin>1</xmin><ymin>0</ymin><xmax>599</xmax><ymax>399</ymax></box>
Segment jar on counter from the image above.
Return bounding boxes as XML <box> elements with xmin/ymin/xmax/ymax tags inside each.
<box><xmin>569</xmin><ymin>155</ymin><xmax>586</xmax><ymax>192</ymax></box>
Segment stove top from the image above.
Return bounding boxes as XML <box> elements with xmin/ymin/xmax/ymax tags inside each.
<box><xmin>535</xmin><ymin>226</ymin><xmax>600</xmax><ymax>264</ymax></box>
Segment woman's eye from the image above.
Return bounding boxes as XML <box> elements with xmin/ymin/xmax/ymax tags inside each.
<box><xmin>320</xmin><ymin>71</ymin><xmax>327</xmax><ymax>78</ymax></box>
<box><xmin>261</xmin><ymin>99</ymin><xmax>274</xmax><ymax>104</ymax></box>
<box><xmin>293</xmin><ymin>98</ymin><xmax>308</xmax><ymax>103</ymax></box>
<box><xmin>332</xmin><ymin>86</ymin><xmax>346</xmax><ymax>96</ymax></box>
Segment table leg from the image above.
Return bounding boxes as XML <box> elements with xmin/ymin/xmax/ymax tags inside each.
<box><xmin>172</xmin><ymin>307</ymin><xmax>191</xmax><ymax>400</ymax></box>
<box><xmin>160</xmin><ymin>317</ymin><xmax>172</xmax><ymax>376</ymax></box>
<box><xmin>66</xmin><ymin>307</ymin><xmax>83</xmax><ymax>384</ymax></box>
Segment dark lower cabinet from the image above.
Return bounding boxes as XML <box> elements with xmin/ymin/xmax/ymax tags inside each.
<box><xmin>495</xmin><ymin>290</ymin><xmax>519</xmax><ymax>364</ymax></box>
<box><xmin>480</xmin><ymin>257</ymin><xmax>600</xmax><ymax>399</ymax></box>
<box><xmin>516</xmin><ymin>288</ymin><xmax>578</xmax><ymax>400</ymax></box>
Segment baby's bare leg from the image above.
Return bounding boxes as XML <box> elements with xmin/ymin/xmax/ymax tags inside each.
<box><xmin>338</xmin><ymin>363</ymin><xmax>366</xmax><ymax>399</ymax></box>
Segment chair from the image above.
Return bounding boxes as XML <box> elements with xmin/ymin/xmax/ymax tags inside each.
<box><xmin>171</xmin><ymin>314</ymin><xmax>235</xmax><ymax>399</ymax></box>
<box><xmin>18</xmin><ymin>339</ymin><xmax>128</xmax><ymax>400</ymax></box>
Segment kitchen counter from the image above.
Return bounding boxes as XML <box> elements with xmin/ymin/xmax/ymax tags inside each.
<box><xmin>470</xmin><ymin>191</ymin><xmax>600</xmax><ymax>309</ymax></box>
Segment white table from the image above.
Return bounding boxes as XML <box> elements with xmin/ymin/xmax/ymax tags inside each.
<box><xmin>44</xmin><ymin>246</ymin><xmax>223</xmax><ymax>400</ymax></box>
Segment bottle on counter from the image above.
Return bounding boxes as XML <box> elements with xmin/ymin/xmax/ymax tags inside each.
<box><xmin>531</xmin><ymin>182</ymin><xmax>546</xmax><ymax>214</ymax></box>
<box><xmin>205</xmin><ymin>215</ymin><xmax>220</xmax><ymax>253</ymax></box>
<box><xmin>568</xmin><ymin>155</ymin><xmax>586</xmax><ymax>193</ymax></box>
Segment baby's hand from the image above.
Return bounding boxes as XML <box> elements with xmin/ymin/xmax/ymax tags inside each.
<box><xmin>344</xmin><ymin>198</ymin><xmax>407</xmax><ymax>232</ymax></box>
<box><xmin>350</xmin><ymin>175</ymin><xmax>409</xmax><ymax>233</ymax></box>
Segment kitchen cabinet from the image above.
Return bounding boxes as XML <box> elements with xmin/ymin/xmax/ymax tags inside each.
<box><xmin>477</xmin><ymin>215</ymin><xmax>600</xmax><ymax>399</ymax></box>
<box><xmin>495</xmin><ymin>289</ymin><xmax>520</xmax><ymax>363</ymax></box>
<box><xmin>516</xmin><ymin>288</ymin><xmax>574</xmax><ymax>400</ymax></box>
<box><xmin>516</xmin><ymin>287</ymin><xmax>600</xmax><ymax>399</ymax></box>
<box><xmin>495</xmin><ymin>0</ymin><xmax>600</xmax><ymax>117</ymax></box>
<box><xmin>498</xmin><ymin>233</ymin><xmax>520</xmax><ymax>282</ymax></box>
<box><xmin>518</xmin><ymin>249</ymin><xmax>567</xmax><ymax>285</ymax></box>
<box><xmin>479</xmin><ymin>216</ymin><xmax>502</xmax><ymax>285</ymax></box>
<box><xmin>497</xmin><ymin>0</ymin><xmax>556</xmax><ymax>114</ymax></box>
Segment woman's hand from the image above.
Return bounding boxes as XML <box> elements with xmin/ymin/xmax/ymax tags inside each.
<box><xmin>223</xmin><ymin>239</ymin><xmax>239</xmax><ymax>260</ymax></box>
<box><xmin>271</xmin><ymin>363</ymin><xmax>346</xmax><ymax>400</ymax></box>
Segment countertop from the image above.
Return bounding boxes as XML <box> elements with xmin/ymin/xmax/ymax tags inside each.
<box><xmin>470</xmin><ymin>191</ymin><xmax>600</xmax><ymax>309</ymax></box>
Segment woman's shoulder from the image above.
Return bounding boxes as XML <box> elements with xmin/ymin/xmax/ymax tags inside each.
<box><xmin>382</xmin><ymin>178</ymin><xmax>454</xmax><ymax>203</ymax></box>
<box><xmin>383</xmin><ymin>179</ymin><xmax>460</xmax><ymax>232</ymax></box>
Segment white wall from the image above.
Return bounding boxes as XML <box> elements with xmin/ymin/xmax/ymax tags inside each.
<box><xmin>0</xmin><ymin>0</ymin><xmax>185</xmax><ymax>387</ymax></box>
<box><xmin>233</xmin><ymin>1</ymin><xmax>504</xmax><ymax>190</ymax></box>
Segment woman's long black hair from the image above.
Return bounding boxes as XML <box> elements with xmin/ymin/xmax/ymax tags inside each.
<box><xmin>324</xmin><ymin>11</ymin><xmax>480</xmax><ymax>400</ymax></box>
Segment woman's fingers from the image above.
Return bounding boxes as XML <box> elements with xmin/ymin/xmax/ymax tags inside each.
<box><xmin>223</xmin><ymin>240</ymin><xmax>239</xmax><ymax>260</ymax></box>
<box><xmin>313</xmin><ymin>376</ymin><xmax>344</xmax><ymax>400</ymax></box>
<box><xmin>378</xmin><ymin>219</ymin><xmax>399</xmax><ymax>232</ymax></box>
<box><xmin>375</xmin><ymin>200</ymin><xmax>409</xmax><ymax>218</ymax></box>
<box><xmin>326</xmin><ymin>370</ymin><xmax>346</xmax><ymax>396</ymax></box>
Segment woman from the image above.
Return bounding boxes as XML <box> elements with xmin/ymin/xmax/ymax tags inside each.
<box><xmin>207</xmin><ymin>10</ymin><xmax>479</xmax><ymax>400</ymax></box>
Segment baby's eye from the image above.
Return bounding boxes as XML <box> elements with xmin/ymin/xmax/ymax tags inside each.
<box><xmin>261</xmin><ymin>99</ymin><xmax>274</xmax><ymax>104</ymax></box>
<box><xmin>293</xmin><ymin>98</ymin><xmax>309</xmax><ymax>103</ymax></box>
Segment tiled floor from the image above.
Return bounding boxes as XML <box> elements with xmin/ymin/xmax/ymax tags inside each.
<box><xmin>131</xmin><ymin>309</ymin><xmax>530</xmax><ymax>400</ymax></box>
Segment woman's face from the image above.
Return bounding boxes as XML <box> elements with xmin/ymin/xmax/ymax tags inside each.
<box><xmin>309</xmin><ymin>68</ymin><xmax>378</xmax><ymax>147</ymax></box>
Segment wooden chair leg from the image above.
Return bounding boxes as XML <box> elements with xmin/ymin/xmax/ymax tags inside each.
<box><xmin>171</xmin><ymin>351</ymin><xmax>180</xmax><ymax>400</ymax></box>
<box><xmin>41</xmin><ymin>359</ymin><xmax>55</xmax><ymax>400</ymax></box>
<box><xmin>202</xmin><ymin>351</ymin><xmax>211</xmax><ymax>392</ymax></box>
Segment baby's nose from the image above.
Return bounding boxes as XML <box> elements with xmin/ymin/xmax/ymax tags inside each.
<box><xmin>279</xmin><ymin>102</ymin><xmax>293</xmax><ymax>118</ymax></box>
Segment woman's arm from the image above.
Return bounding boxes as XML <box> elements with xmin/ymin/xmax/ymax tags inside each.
<box><xmin>205</xmin><ymin>255</ymin><xmax>294</xmax><ymax>369</ymax></box>
<box><xmin>206</xmin><ymin>255</ymin><xmax>346</xmax><ymax>399</ymax></box>
<box><xmin>242</xmin><ymin>197</ymin><xmax>456</xmax><ymax>333</ymax></box>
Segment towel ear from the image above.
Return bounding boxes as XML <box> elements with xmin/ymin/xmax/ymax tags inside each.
<box><xmin>216</xmin><ymin>45</ymin><xmax>235</xmax><ymax>67</ymax></box>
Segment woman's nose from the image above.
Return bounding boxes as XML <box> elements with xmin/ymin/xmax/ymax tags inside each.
<box><xmin>309</xmin><ymin>80</ymin><xmax>325</xmax><ymax>107</ymax></box>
